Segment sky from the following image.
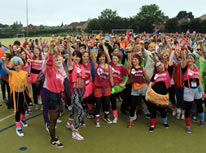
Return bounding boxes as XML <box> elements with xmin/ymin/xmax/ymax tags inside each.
<box><xmin>1</xmin><ymin>0</ymin><xmax>206</xmax><ymax>26</ymax></box>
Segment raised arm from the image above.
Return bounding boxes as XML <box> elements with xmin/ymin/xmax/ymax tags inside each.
<box><xmin>2</xmin><ymin>57</ymin><xmax>12</xmax><ymax>75</ymax></box>
<box><xmin>102</xmin><ymin>40</ymin><xmax>111</xmax><ymax>63</ymax></box>
<box><xmin>168</xmin><ymin>50</ymin><xmax>175</xmax><ymax>66</ymax></box>
<box><xmin>143</xmin><ymin>68</ymin><xmax>150</xmax><ymax>83</ymax></box>
<box><xmin>109</xmin><ymin>65</ymin><xmax>114</xmax><ymax>86</ymax></box>
<box><xmin>66</xmin><ymin>40</ymin><xmax>73</xmax><ymax>71</ymax></box>
<box><xmin>126</xmin><ymin>44</ymin><xmax>133</xmax><ymax>70</ymax></box>
<box><xmin>89</xmin><ymin>48</ymin><xmax>98</xmax><ymax>69</ymax></box>
<box><xmin>181</xmin><ymin>50</ymin><xmax>187</xmax><ymax>68</ymax></box>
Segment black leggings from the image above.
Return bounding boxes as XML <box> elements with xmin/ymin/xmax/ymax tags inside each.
<box><xmin>1</xmin><ymin>79</ymin><xmax>10</xmax><ymax>100</ymax></box>
<box><xmin>129</xmin><ymin>96</ymin><xmax>146</xmax><ymax>117</ymax></box>
<box><xmin>12</xmin><ymin>91</ymin><xmax>27</xmax><ymax>122</ymax></box>
<box><xmin>120</xmin><ymin>84</ymin><xmax>131</xmax><ymax>112</ymax></box>
<box><xmin>185</xmin><ymin>99</ymin><xmax>203</xmax><ymax>118</ymax></box>
<box><xmin>168</xmin><ymin>85</ymin><xmax>176</xmax><ymax>106</ymax></box>
<box><xmin>32</xmin><ymin>83</ymin><xmax>40</xmax><ymax>105</ymax></box>
<box><xmin>95</xmin><ymin>96</ymin><xmax>110</xmax><ymax>115</ymax></box>
<box><xmin>48</xmin><ymin>107</ymin><xmax>61</xmax><ymax>141</ymax></box>
<box><xmin>147</xmin><ymin>102</ymin><xmax>167</xmax><ymax>119</ymax></box>
<box><xmin>110</xmin><ymin>93</ymin><xmax>119</xmax><ymax>110</ymax></box>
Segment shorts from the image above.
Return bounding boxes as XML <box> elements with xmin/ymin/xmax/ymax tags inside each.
<box><xmin>131</xmin><ymin>84</ymin><xmax>147</xmax><ymax>96</ymax></box>
<box><xmin>94</xmin><ymin>86</ymin><xmax>111</xmax><ymax>98</ymax></box>
<box><xmin>46</xmin><ymin>90</ymin><xmax>62</xmax><ymax>110</ymax></box>
<box><xmin>184</xmin><ymin>86</ymin><xmax>203</xmax><ymax>102</ymax></box>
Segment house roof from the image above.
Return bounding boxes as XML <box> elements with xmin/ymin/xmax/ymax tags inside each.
<box><xmin>200</xmin><ymin>14</ymin><xmax>206</xmax><ymax>20</ymax></box>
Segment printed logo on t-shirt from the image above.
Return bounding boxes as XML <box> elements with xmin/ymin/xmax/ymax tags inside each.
<box><xmin>77</xmin><ymin>67</ymin><xmax>82</xmax><ymax>74</ymax></box>
<box><xmin>97</xmin><ymin>67</ymin><xmax>109</xmax><ymax>79</ymax></box>
<box><xmin>154</xmin><ymin>73</ymin><xmax>167</xmax><ymax>80</ymax></box>
<box><xmin>56</xmin><ymin>74</ymin><xmax>64</xmax><ymax>83</ymax></box>
<box><xmin>131</xmin><ymin>68</ymin><xmax>143</xmax><ymax>76</ymax></box>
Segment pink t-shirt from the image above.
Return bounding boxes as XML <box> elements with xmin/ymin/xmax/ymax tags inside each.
<box><xmin>21</xmin><ymin>62</ymin><xmax>31</xmax><ymax>75</ymax></box>
<box><xmin>30</xmin><ymin>53</ymin><xmax>44</xmax><ymax>71</ymax></box>
<box><xmin>46</xmin><ymin>53</ymin><xmax>64</xmax><ymax>93</ymax></box>
<box><xmin>94</xmin><ymin>65</ymin><xmax>110</xmax><ymax>88</ymax></box>
<box><xmin>82</xmin><ymin>63</ymin><xmax>92</xmax><ymax>85</ymax></box>
<box><xmin>110</xmin><ymin>62</ymin><xmax>128</xmax><ymax>85</ymax></box>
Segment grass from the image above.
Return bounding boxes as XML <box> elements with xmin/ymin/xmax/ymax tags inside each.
<box><xmin>0</xmin><ymin>100</ymin><xmax>206</xmax><ymax>153</ymax></box>
<box><xmin>0</xmin><ymin>37</ymin><xmax>206</xmax><ymax>153</ymax></box>
<box><xmin>0</xmin><ymin>37</ymin><xmax>52</xmax><ymax>46</ymax></box>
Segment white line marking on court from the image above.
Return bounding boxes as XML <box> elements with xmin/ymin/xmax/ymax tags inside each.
<box><xmin>0</xmin><ymin>113</ymin><xmax>15</xmax><ymax>122</ymax></box>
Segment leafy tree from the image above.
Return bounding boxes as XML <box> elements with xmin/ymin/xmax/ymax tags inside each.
<box><xmin>134</xmin><ymin>4</ymin><xmax>167</xmax><ymax>32</ymax></box>
<box><xmin>189</xmin><ymin>18</ymin><xmax>202</xmax><ymax>32</ymax></box>
<box><xmin>98</xmin><ymin>9</ymin><xmax>120</xmax><ymax>32</ymax></box>
<box><xmin>165</xmin><ymin>18</ymin><xmax>178</xmax><ymax>33</ymax></box>
<box><xmin>176</xmin><ymin>11</ymin><xmax>194</xmax><ymax>20</ymax></box>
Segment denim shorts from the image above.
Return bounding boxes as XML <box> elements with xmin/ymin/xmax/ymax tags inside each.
<box><xmin>184</xmin><ymin>86</ymin><xmax>203</xmax><ymax>102</ymax></box>
<box><xmin>131</xmin><ymin>84</ymin><xmax>148</xmax><ymax>96</ymax></box>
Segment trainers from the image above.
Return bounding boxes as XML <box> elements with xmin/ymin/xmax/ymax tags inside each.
<box><xmin>133</xmin><ymin>111</ymin><xmax>137</xmax><ymax>121</ymax></box>
<box><xmin>186</xmin><ymin>127</ymin><xmax>192</xmax><ymax>134</ymax></box>
<box><xmin>66</xmin><ymin>121</ymin><xmax>74</xmax><ymax>131</ymax></box>
<box><xmin>68</xmin><ymin>106</ymin><xmax>72</xmax><ymax>111</ymax></box>
<box><xmin>149</xmin><ymin>126</ymin><xmax>155</xmax><ymax>132</ymax></box>
<box><xmin>28</xmin><ymin>109</ymin><xmax>32</xmax><ymax>114</ymax></box>
<box><xmin>59</xmin><ymin>112</ymin><xmax>63</xmax><ymax>117</ymax></box>
<box><xmin>103</xmin><ymin>118</ymin><xmax>112</xmax><ymax>124</ymax></box>
<box><xmin>16</xmin><ymin>128</ymin><xmax>24</xmax><ymax>136</ymax></box>
<box><xmin>46</xmin><ymin>123</ymin><xmax>50</xmax><ymax>133</ymax></box>
<box><xmin>20</xmin><ymin>120</ymin><xmax>28</xmax><ymax>127</ymax></box>
<box><xmin>57</xmin><ymin>119</ymin><xmax>62</xmax><ymax>124</ymax></box>
<box><xmin>200</xmin><ymin>120</ymin><xmax>204</xmax><ymax>127</ymax></box>
<box><xmin>96</xmin><ymin>121</ymin><xmax>100</xmax><ymax>128</ymax></box>
<box><xmin>145</xmin><ymin>114</ymin><xmax>151</xmax><ymax>119</ymax></box>
<box><xmin>192</xmin><ymin>115</ymin><xmax>198</xmax><ymax>122</ymax></box>
<box><xmin>163</xmin><ymin>123</ymin><xmax>169</xmax><ymax>128</ymax></box>
<box><xmin>172</xmin><ymin>109</ymin><xmax>176</xmax><ymax>116</ymax></box>
<box><xmin>28</xmin><ymin>102</ymin><xmax>33</xmax><ymax>106</ymax></box>
<box><xmin>176</xmin><ymin>113</ymin><xmax>181</xmax><ymax>120</ymax></box>
<box><xmin>80</xmin><ymin>121</ymin><xmax>86</xmax><ymax>127</ymax></box>
<box><xmin>51</xmin><ymin>138</ymin><xmax>64</xmax><ymax>148</ymax></box>
<box><xmin>127</xmin><ymin>121</ymin><xmax>133</xmax><ymax>128</ymax></box>
<box><xmin>37</xmin><ymin>98</ymin><xmax>42</xmax><ymax>105</ymax></box>
<box><xmin>72</xmin><ymin>131</ymin><xmax>84</xmax><ymax>141</ymax></box>
<box><xmin>34</xmin><ymin>104</ymin><xmax>39</xmax><ymax>110</ymax></box>
<box><xmin>181</xmin><ymin>114</ymin><xmax>185</xmax><ymax>120</ymax></box>
<box><xmin>25</xmin><ymin>110</ymin><xmax>29</xmax><ymax>116</ymax></box>
<box><xmin>113</xmin><ymin>117</ymin><xmax>118</xmax><ymax>124</ymax></box>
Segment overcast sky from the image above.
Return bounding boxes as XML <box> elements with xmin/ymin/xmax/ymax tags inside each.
<box><xmin>1</xmin><ymin>0</ymin><xmax>206</xmax><ymax>26</ymax></box>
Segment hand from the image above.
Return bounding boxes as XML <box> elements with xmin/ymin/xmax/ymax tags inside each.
<box><xmin>1</xmin><ymin>56</ymin><xmax>7</xmax><ymax>62</ymax></box>
<box><xmin>126</xmin><ymin>44</ymin><xmax>132</xmax><ymax>52</ymax></box>
<box><xmin>203</xmin><ymin>92</ymin><xmax>206</xmax><ymax>98</ymax></box>
<box><xmin>102</xmin><ymin>40</ymin><xmax>106</xmax><ymax>44</ymax></box>
<box><xmin>119</xmin><ymin>83</ymin><xmax>125</xmax><ymax>87</ymax></box>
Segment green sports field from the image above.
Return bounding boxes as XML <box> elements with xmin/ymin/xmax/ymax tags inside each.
<box><xmin>0</xmin><ymin>37</ymin><xmax>206</xmax><ymax>153</ymax></box>
<box><xmin>0</xmin><ymin>37</ymin><xmax>52</xmax><ymax>46</ymax></box>
<box><xmin>0</xmin><ymin>100</ymin><xmax>206</xmax><ymax>153</ymax></box>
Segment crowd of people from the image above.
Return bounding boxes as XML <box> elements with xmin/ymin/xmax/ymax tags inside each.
<box><xmin>0</xmin><ymin>31</ymin><xmax>206</xmax><ymax>148</ymax></box>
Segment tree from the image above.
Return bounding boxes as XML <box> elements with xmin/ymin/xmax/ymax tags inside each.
<box><xmin>61</xmin><ymin>22</ymin><xmax>64</xmax><ymax>27</ymax></box>
<box><xmin>85</xmin><ymin>18</ymin><xmax>101</xmax><ymax>33</ymax></box>
<box><xmin>134</xmin><ymin>4</ymin><xmax>167</xmax><ymax>32</ymax></box>
<box><xmin>165</xmin><ymin>18</ymin><xmax>178</xmax><ymax>33</ymax></box>
<box><xmin>176</xmin><ymin>11</ymin><xmax>194</xmax><ymax>20</ymax></box>
<box><xmin>98</xmin><ymin>9</ymin><xmax>121</xmax><ymax>33</ymax></box>
<box><xmin>189</xmin><ymin>18</ymin><xmax>202</xmax><ymax>32</ymax></box>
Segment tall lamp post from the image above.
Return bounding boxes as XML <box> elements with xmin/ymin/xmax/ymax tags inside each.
<box><xmin>26</xmin><ymin>0</ymin><xmax>29</xmax><ymax>37</ymax></box>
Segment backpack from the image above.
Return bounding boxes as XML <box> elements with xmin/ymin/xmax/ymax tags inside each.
<box><xmin>36</xmin><ymin>72</ymin><xmax>45</xmax><ymax>90</ymax></box>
